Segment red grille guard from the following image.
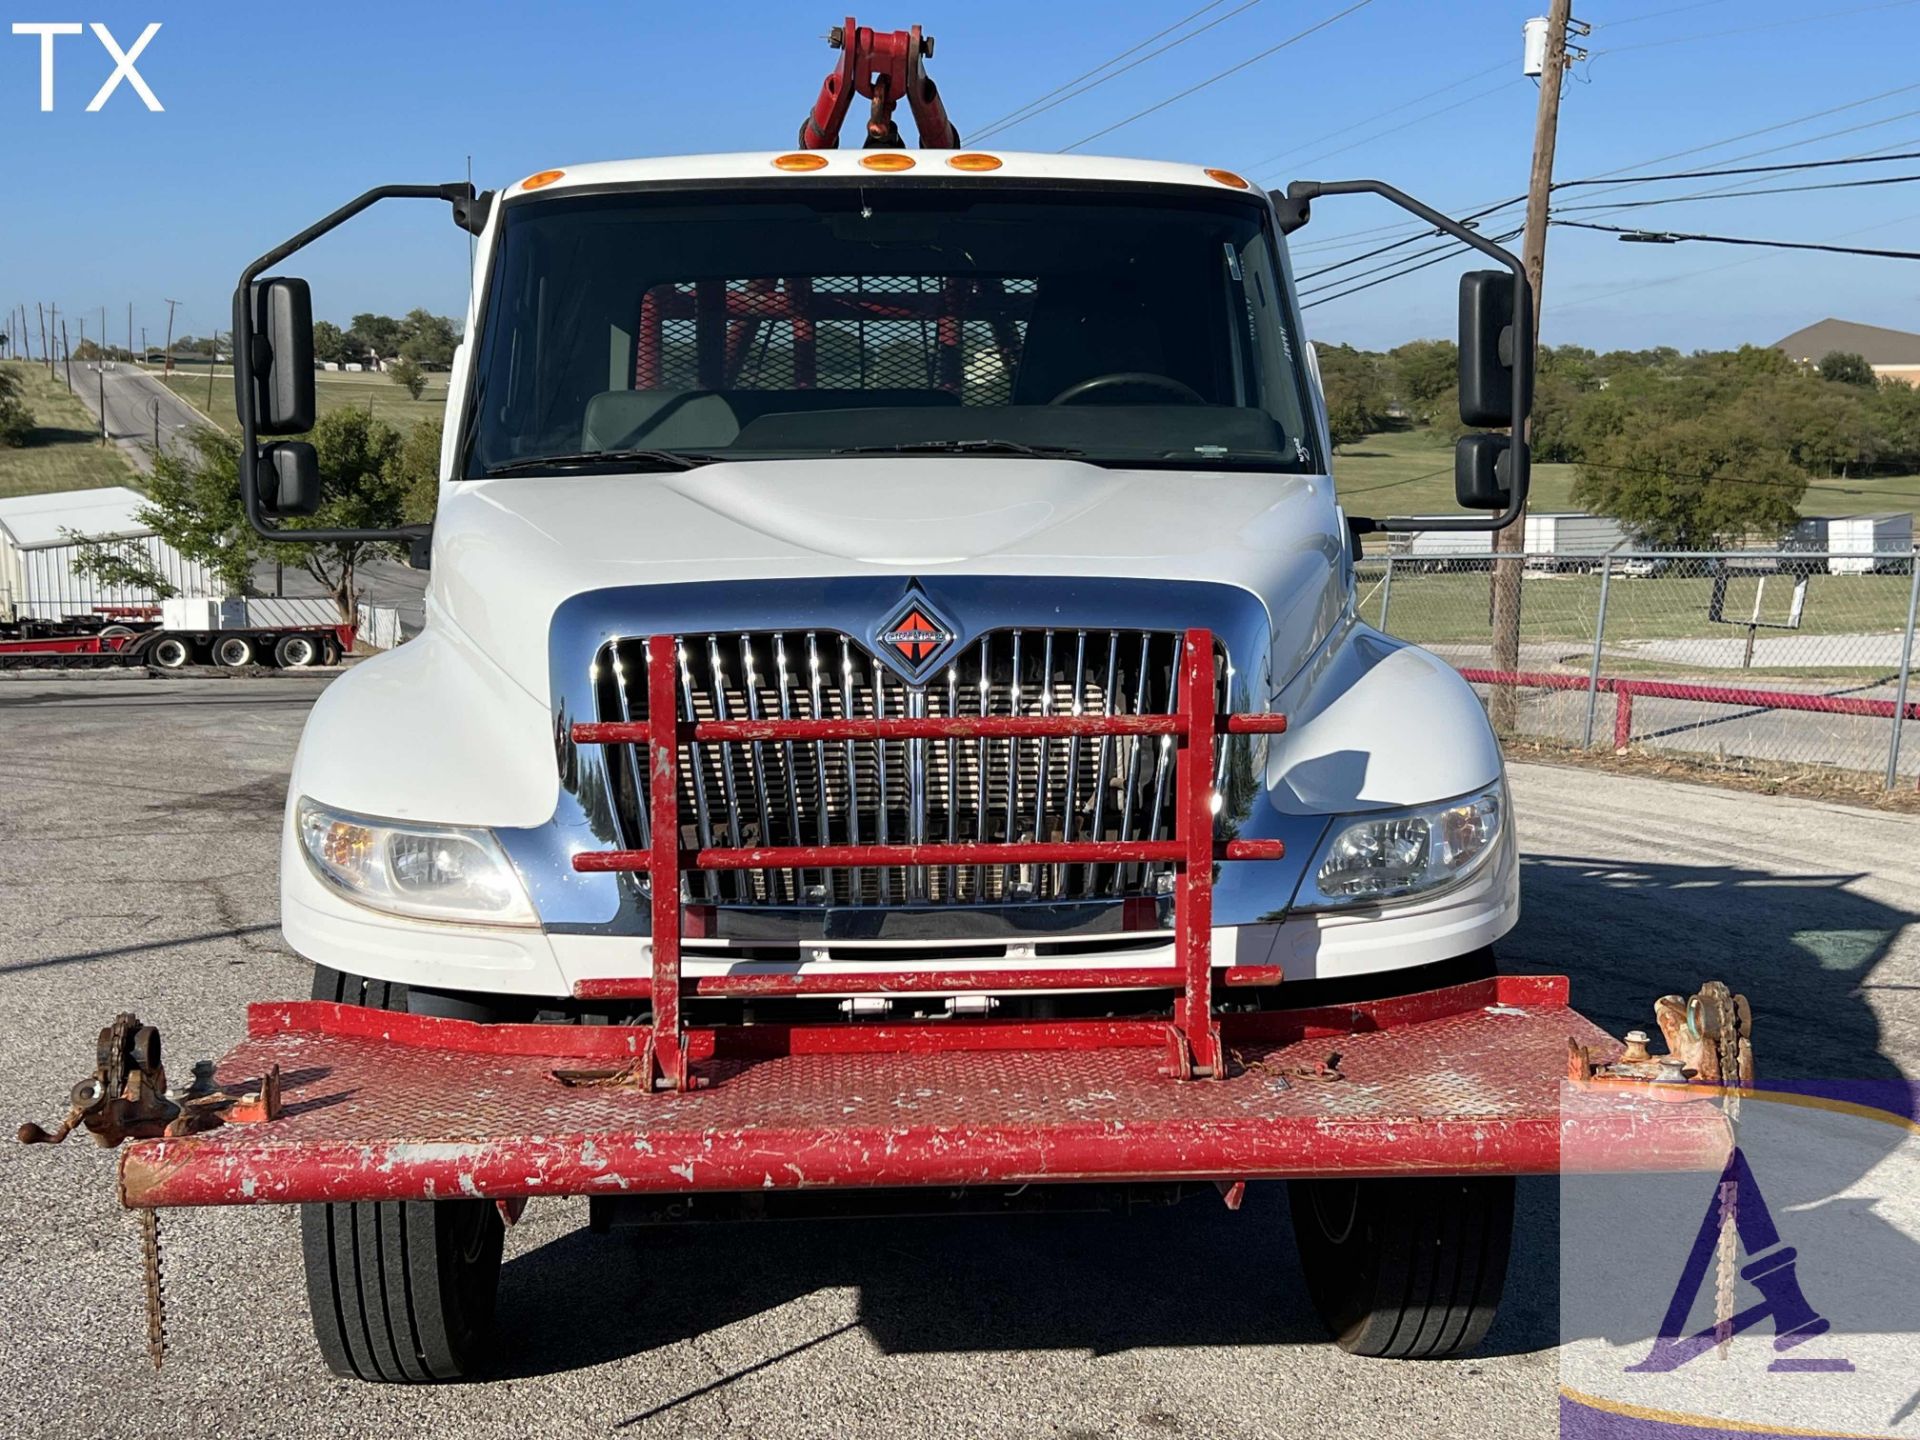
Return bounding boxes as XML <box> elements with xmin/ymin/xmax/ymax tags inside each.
<box><xmin>24</xmin><ymin>629</ymin><xmax>1736</xmax><ymax>1210</ymax></box>
<box><xmin>571</xmin><ymin>629</ymin><xmax>1283</xmax><ymax>1090</ymax></box>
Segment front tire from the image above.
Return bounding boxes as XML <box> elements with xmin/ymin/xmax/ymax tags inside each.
<box><xmin>300</xmin><ymin>966</ymin><xmax>505</xmax><ymax>1382</ymax></box>
<box><xmin>148</xmin><ymin>635</ymin><xmax>191</xmax><ymax>669</ymax></box>
<box><xmin>1289</xmin><ymin>1175</ymin><xmax>1514</xmax><ymax>1358</ymax></box>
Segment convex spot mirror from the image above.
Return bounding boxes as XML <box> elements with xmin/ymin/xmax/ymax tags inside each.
<box><xmin>238</xmin><ymin>276</ymin><xmax>315</xmax><ymax>435</ymax></box>
<box><xmin>257</xmin><ymin>441</ymin><xmax>320</xmax><ymax>517</ymax></box>
<box><xmin>1455</xmin><ymin>433</ymin><xmax>1517</xmax><ymax>510</ymax></box>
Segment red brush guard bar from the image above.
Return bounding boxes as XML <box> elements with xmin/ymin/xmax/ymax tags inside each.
<box><xmin>567</xmin><ymin>628</ymin><xmax>1288</xmax><ymax>1091</ymax></box>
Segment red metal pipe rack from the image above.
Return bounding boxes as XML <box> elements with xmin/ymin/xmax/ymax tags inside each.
<box><xmin>568</xmin><ymin>627</ymin><xmax>1289</xmax><ymax>1091</ymax></box>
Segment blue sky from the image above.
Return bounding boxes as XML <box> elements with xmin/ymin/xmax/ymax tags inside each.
<box><xmin>4</xmin><ymin>0</ymin><xmax>1918</xmax><ymax>356</ymax></box>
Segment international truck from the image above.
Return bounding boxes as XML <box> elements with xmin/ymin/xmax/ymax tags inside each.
<box><xmin>21</xmin><ymin>20</ymin><xmax>1744</xmax><ymax>1383</ymax></box>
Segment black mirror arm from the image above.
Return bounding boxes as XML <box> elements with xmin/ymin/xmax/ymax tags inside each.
<box><xmin>1287</xmin><ymin>179</ymin><xmax>1533</xmax><ymax>534</ymax></box>
<box><xmin>237</xmin><ymin>182</ymin><xmax>473</xmax><ymax>543</ymax></box>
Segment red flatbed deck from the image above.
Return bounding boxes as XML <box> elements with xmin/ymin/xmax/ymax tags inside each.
<box><xmin>119</xmin><ymin>976</ymin><xmax>1731</xmax><ymax>1208</ymax></box>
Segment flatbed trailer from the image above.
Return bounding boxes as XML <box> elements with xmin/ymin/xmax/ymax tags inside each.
<box><xmin>0</xmin><ymin>613</ymin><xmax>353</xmax><ymax>670</ymax></box>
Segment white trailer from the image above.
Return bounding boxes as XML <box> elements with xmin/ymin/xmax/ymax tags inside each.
<box><xmin>1827</xmin><ymin>512</ymin><xmax>1914</xmax><ymax>574</ymax></box>
<box><xmin>1522</xmin><ymin>511</ymin><xmax>1629</xmax><ymax>570</ymax></box>
<box><xmin>0</xmin><ymin>487</ymin><xmax>216</xmax><ymax>622</ymax></box>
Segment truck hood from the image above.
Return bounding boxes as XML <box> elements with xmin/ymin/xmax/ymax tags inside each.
<box><xmin>428</xmin><ymin>457</ymin><xmax>1346</xmax><ymax>703</ymax></box>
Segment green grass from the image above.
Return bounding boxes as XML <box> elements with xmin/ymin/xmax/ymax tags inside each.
<box><xmin>1333</xmin><ymin>425</ymin><xmax>1920</xmax><ymax>544</ymax></box>
<box><xmin>0</xmin><ymin>361</ymin><xmax>139</xmax><ymax>497</ymax></box>
<box><xmin>1356</xmin><ymin>567</ymin><xmax>1915</xmax><ymax>646</ymax></box>
<box><xmin>145</xmin><ymin>363</ymin><xmax>450</xmax><ymax>435</ymax></box>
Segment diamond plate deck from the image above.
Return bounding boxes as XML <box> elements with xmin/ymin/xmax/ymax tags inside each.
<box><xmin>119</xmin><ymin>978</ymin><xmax>1732</xmax><ymax>1207</ymax></box>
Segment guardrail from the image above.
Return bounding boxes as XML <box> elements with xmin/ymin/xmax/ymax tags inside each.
<box><xmin>1356</xmin><ymin>550</ymin><xmax>1920</xmax><ymax>788</ymax></box>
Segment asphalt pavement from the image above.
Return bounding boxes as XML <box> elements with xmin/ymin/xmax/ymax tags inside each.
<box><xmin>2</xmin><ymin>675</ymin><xmax>1915</xmax><ymax>1439</ymax></box>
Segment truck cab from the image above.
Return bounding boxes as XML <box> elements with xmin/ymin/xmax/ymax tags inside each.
<box><xmin>285</xmin><ymin>152</ymin><xmax>1515</xmax><ymax>1014</ymax></box>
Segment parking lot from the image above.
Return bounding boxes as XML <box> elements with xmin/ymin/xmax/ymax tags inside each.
<box><xmin>3</xmin><ymin>675</ymin><xmax>1916</xmax><ymax>1440</ymax></box>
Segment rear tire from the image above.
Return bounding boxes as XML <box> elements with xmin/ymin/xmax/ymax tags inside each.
<box><xmin>273</xmin><ymin>633</ymin><xmax>318</xmax><ymax>668</ymax></box>
<box><xmin>300</xmin><ymin>965</ymin><xmax>505</xmax><ymax>1382</ymax></box>
<box><xmin>213</xmin><ymin>635</ymin><xmax>254</xmax><ymax>669</ymax></box>
<box><xmin>1289</xmin><ymin>1175</ymin><xmax>1514</xmax><ymax>1358</ymax></box>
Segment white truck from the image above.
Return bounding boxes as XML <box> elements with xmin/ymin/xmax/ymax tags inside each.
<box><xmin>23</xmin><ymin>21</ymin><xmax>1741</xmax><ymax>1386</ymax></box>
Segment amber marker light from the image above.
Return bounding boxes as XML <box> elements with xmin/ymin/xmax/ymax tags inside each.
<box><xmin>521</xmin><ymin>169</ymin><xmax>566</xmax><ymax>191</ymax></box>
<box><xmin>772</xmin><ymin>152</ymin><xmax>829</xmax><ymax>171</ymax></box>
<box><xmin>946</xmin><ymin>153</ymin><xmax>1003</xmax><ymax>172</ymax></box>
<box><xmin>1205</xmin><ymin>168</ymin><xmax>1251</xmax><ymax>189</ymax></box>
<box><xmin>858</xmin><ymin>153</ymin><xmax>917</xmax><ymax>172</ymax></box>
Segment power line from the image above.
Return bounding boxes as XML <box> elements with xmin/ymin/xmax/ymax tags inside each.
<box><xmin>1576</xmin><ymin>458</ymin><xmax>1920</xmax><ymax>503</ymax></box>
<box><xmin>1553</xmin><ymin>218</ymin><xmax>1920</xmax><ymax>260</ymax></box>
<box><xmin>1550</xmin><ymin>210</ymin><xmax>1920</xmax><ymax>315</ymax></box>
<box><xmin>1554</xmin><ymin>147</ymin><xmax>1920</xmax><ymax>190</ymax></box>
<box><xmin>1059</xmin><ymin>0</ymin><xmax>1379</xmax><ymax>153</ymax></box>
<box><xmin>1555</xmin><ymin>169</ymin><xmax>1920</xmax><ymax>214</ymax></box>
<box><xmin>1600</xmin><ymin>0</ymin><xmax>1736</xmax><ymax>28</ymax></box>
<box><xmin>1267</xmin><ymin>76</ymin><xmax>1527</xmax><ymax>180</ymax></box>
<box><xmin>1592</xmin><ymin>0</ymin><xmax>1920</xmax><ymax>58</ymax></box>
<box><xmin>968</xmin><ymin>0</ymin><xmax>1236</xmax><ymax>138</ymax></box>
<box><xmin>1300</xmin><ymin>225</ymin><xmax>1525</xmax><ymax>308</ymax></box>
<box><xmin>968</xmin><ymin>0</ymin><xmax>1266</xmax><ymax>143</ymax></box>
<box><xmin>1240</xmin><ymin>59</ymin><xmax>1507</xmax><ymax>174</ymax></box>
<box><xmin>1295</xmin><ymin>194</ymin><xmax>1524</xmax><ymax>281</ymax></box>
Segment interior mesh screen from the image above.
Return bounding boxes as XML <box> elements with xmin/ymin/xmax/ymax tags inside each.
<box><xmin>635</xmin><ymin>276</ymin><xmax>1037</xmax><ymax>405</ymax></box>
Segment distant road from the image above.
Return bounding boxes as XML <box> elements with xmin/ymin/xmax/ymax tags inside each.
<box><xmin>72</xmin><ymin>361</ymin><xmax>207</xmax><ymax>474</ymax></box>
<box><xmin>69</xmin><ymin>363</ymin><xmax>427</xmax><ymax>634</ymax></box>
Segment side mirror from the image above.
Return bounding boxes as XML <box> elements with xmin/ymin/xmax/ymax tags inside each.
<box><xmin>257</xmin><ymin>441</ymin><xmax>321</xmax><ymax>517</ymax></box>
<box><xmin>1455</xmin><ymin>433</ymin><xmax>1515</xmax><ymax>510</ymax></box>
<box><xmin>239</xmin><ymin>277</ymin><xmax>315</xmax><ymax>435</ymax></box>
<box><xmin>1457</xmin><ymin>270</ymin><xmax>1515</xmax><ymax>428</ymax></box>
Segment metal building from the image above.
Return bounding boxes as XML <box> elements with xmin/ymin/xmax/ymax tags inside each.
<box><xmin>0</xmin><ymin>487</ymin><xmax>217</xmax><ymax>622</ymax></box>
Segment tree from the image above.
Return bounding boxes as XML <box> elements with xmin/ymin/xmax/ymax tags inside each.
<box><xmin>312</xmin><ymin>320</ymin><xmax>356</xmax><ymax>367</ymax></box>
<box><xmin>1817</xmin><ymin>350</ymin><xmax>1877</xmax><ymax>388</ymax></box>
<box><xmin>1315</xmin><ymin>344</ymin><xmax>1391</xmax><ymax>448</ymax></box>
<box><xmin>70</xmin><ymin>411</ymin><xmax>412</xmax><ymax>624</ymax></box>
<box><xmin>0</xmin><ymin>366</ymin><xmax>33</xmax><ymax>447</ymax></box>
<box><xmin>1572</xmin><ymin>412</ymin><xmax>1806</xmax><ymax>549</ymax></box>
<box><xmin>282</xmin><ymin>407</ymin><xmax>412</xmax><ymax>621</ymax></box>
<box><xmin>395</xmin><ymin>418</ymin><xmax>444</xmax><ymax>525</ymax></box>
<box><xmin>70</xmin><ymin>426</ymin><xmax>256</xmax><ymax>596</ymax></box>
<box><xmin>398</xmin><ymin>309</ymin><xmax>460</xmax><ymax>367</ymax></box>
<box><xmin>388</xmin><ymin>356</ymin><xmax>427</xmax><ymax>400</ymax></box>
<box><xmin>1387</xmin><ymin>339</ymin><xmax>1458</xmax><ymax>425</ymax></box>
<box><xmin>349</xmin><ymin>312</ymin><xmax>403</xmax><ymax>362</ymax></box>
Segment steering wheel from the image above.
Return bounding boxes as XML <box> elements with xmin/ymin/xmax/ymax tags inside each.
<box><xmin>1048</xmin><ymin>371</ymin><xmax>1207</xmax><ymax>406</ymax></box>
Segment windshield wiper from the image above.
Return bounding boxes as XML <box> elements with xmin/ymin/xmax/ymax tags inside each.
<box><xmin>830</xmin><ymin>439</ymin><xmax>1087</xmax><ymax>459</ymax></box>
<box><xmin>481</xmin><ymin>448</ymin><xmax>727</xmax><ymax>476</ymax></box>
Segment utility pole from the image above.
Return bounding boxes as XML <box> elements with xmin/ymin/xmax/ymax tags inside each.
<box><xmin>46</xmin><ymin>305</ymin><xmax>57</xmax><ymax>378</ymax></box>
<box><xmin>206</xmin><ymin>332</ymin><xmax>220</xmax><ymax>411</ymax></box>
<box><xmin>1489</xmin><ymin>0</ymin><xmax>1578</xmax><ymax>735</ymax></box>
<box><xmin>162</xmin><ymin>298</ymin><xmax>180</xmax><ymax>376</ymax></box>
<box><xmin>61</xmin><ymin>319</ymin><xmax>73</xmax><ymax>391</ymax></box>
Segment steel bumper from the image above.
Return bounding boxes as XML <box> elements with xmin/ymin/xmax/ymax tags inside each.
<box><xmin>116</xmin><ymin>976</ymin><xmax>1731</xmax><ymax>1208</ymax></box>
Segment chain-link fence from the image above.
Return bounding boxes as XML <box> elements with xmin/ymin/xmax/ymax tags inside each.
<box><xmin>1356</xmin><ymin>551</ymin><xmax>1920</xmax><ymax>787</ymax></box>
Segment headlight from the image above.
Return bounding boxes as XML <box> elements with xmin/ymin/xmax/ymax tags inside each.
<box><xmin>1297</xmin><ymin>783</ymin><xmax>1504</xmax><ymax>909</ymax></box>
<box><xmin>295</xmin><ymin>798</ymin><xmax>537</xmax><ymax>926</ymax></box>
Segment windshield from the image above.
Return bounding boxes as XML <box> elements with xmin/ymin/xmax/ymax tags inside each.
<box><xmin>463</xmin><ymin>183</ymin><xmax>1321</xmax><ymax>478</ymax></box>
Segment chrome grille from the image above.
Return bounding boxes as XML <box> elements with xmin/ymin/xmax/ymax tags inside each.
<box><xmin>592</xmin><ymin>629</ymin><xmax>1228</xmax><ymax>907</ymax></box>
